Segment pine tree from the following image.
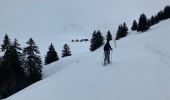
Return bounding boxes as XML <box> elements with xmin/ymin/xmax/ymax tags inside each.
<box><xmin>116</xmin><ymin>25</ymin><xmax>122</xmax><ymax>40</ymax></box>
<box><xmin>147</xmin><ymin>19</ymin><xmax>151</xmax><ymax>27</ymax></box>
<box><xmin>12</xmin><ymin>38</ymin><xmax>26</xmax><ymax>90</ymax></box>
<box><xmin>13</xmin><ymin>38</ymin><xmax>22</xmax><ymax>51</ymax></box>
<box><xmin>61</xmin><ymin>44</ymin><xmax>71</xmax><ymax>58</ymax></box>
<box><xmin>23</xmin><ymin>38</ymin><xmax>42</xmax><ymax>85</ymax></box>
<box><xmin>150</xmin><ymin>16</ymin><xmax>156</xmax><ymax>26</ymax></box>
<box><xmin>45</xmin><ymin>43</ymin><xmax>59</xmax><ymax>65</ymax></box>
<box><xmin>137</xmin><ymin>13</ymin><xmax>150</xmax><ymax>32</ymax></box>
<box><xmin>90</xmin><ymin>30</ymin><xmax>97</xmax><ymax>51</ymax></box>
<box><xmin>13</xmin><ymin>38</ymin><xmax>23</xmax><ymax>60</ymax></box>
<box><xmin>123</xmin><ymin>22</ymin><xmax>128</xmax><ymax>33</ymax></box>
<box><xmin>106</xmin><ymin>30</ymin><xmax>112</xmax><ymax>41</ymax></box>
<box><xmin>164</xmin><ymin>5</ymin><xmax>170</xmax><ymax>19</ymax></box>
<box><xmin>157</xmin><ymin>10</ymin><xmax>165</xmax><ymax>21</ymax></box>
<box><xmin>96</xmin><ymin>30</ymin><xmax>104</xmax><ymax>47</ymax></box>
<box><xmin>0</xmin><ymin>45</ymin><xmax>25</xmax><ymax>98</ymax></box>
<box><xmin>154</xmin><ymin>15</ymin><xmax>160</xmax><ymax>24</ymax></box>
<box><xmin>131</xmin><ymin>20</ymin><xmax>138</xmax><ymax>31</ymax></box>
<box><xmin>1</xmin><ymin>34</ymin><xmax>11</xmax><ymax>52</ymax></box>
<box><xmin>90</xmin><ymin>30</ymin><xmax>104</xmax><ymax>51</ymax></box>
<box><xmin>116</xmin><ymin>23</ymin><xmax>128</xmax><ymax>40</ymax></box>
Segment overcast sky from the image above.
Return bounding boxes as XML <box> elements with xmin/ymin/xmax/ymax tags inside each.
<box><xmin>0</xmin><ymin>0</ymin><xmax>170</xmax><ymax>35</ymax></box>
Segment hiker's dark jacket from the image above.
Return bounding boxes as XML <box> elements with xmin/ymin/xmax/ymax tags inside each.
<box><xmin>104</xmin><ymin>42</ymin><xmax>112</xmax><ymax>51</ymax></box>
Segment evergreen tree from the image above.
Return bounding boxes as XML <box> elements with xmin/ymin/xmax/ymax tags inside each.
<box><xmin>12</xmin><ymin>38</ymin><xmax>26</xmax><ymax>90</ymax></box>
<box><xmin>147</xmin><ymin>19</ymin><xmax>151</xmax><ymax>27</ymax></box>
<box><xmin>116</xmin><ymin>25</ymin><xmax>122</xmax><ymax>40</ymax></box>
<box><xmin>131</xmin><ymin>20</ymin><xmax>138</xmax><ymax>31</ymax></box>
<box><xmin>106</xmin><ymin>30</ymin><xmax>112</xmax><ymax>41</ymax></box>
<box><xmin>61</xmin><ymin>44</ymin><xmax>71</xmax><ymax>58</ymax></box>
<box><xmin>157</xmin><ymin>10</ymin><xmax>165</xmax><ymax>21</ymax></box>
<box><xmin>45</xmin><ymin>43</ymin><xmax>59</xmax><ymax>65</ymax></box>
<box><xmin>116</xmin><ymin>23</ymin><xmax>128</xmax><ymax>40</ymax></box>
<box><xmin>13</xmin><ymin>38</ymin><xmax>22</xmax><ymax>51</ymax></box>
<box><xmin>137</xmin><ymin>13</ymin><xmax>150</xmax><ymax>32</ymax></box>
<box><xmin>164</xmin><ymin>5</ymin><xmax>170</xmax><ymax>19</ymax></box>
<box><xmin>96</xmin><ymin>30</ymin><xmax>104</xmax><ymax>47</ymax></box>
<box><xmin>90</xmin><ymin>30</ymin><xmax>97</xmax><ymax>51</ymax></box>
<box><xmin>1</xmin><ymin>34</ymin><xmax>11</xmax><ymax>52</ymax></box>
<box><xmin>12</xmin><ymin>38</ymin><xmax>25</xmax><ymax>73</ymax></box>
<box><xmin>0</xmin><ymin>45</ymin><xmax>25</xmax><ymax>99</ymax></box>
<box><xmin>150</xmin><ymin>15</ymin><xmax>156</xmax><ymax>26</ymax></box>
<box><xmin>90</xmin><ymin>30</ymin><xmax>104</xmax><ymax>51</ymax></box>
<box><xmin>23</xmin><ymin>38</ymin><xmax>42</xmax><ymax>85</ymax></box>
<box><xmin>154</xmin><ymin>15</ymin><xmax>160</xmax><ymax>24</ymax></box>
<box><xmin>123</xmin><ymin>22</ymin><xmax>128</xmax><ymax>33</ymax></box>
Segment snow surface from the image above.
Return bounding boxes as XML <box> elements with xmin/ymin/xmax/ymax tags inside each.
<box><xmin>4</xmin><ymin>19</ymin><xmax>170</xmax><ymax>100</ymax></box>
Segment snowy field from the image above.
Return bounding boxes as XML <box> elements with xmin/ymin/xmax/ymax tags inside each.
<box><xmin>4</xmin><ymin>19</ymin><xmax>170</xmax><ymax>100</ymax></box>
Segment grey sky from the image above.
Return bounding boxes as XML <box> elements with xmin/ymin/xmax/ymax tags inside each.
<box><xmin>0</xmin><ymin>0</ymin><xmax>170</xmax><ymax>35</ymax></box>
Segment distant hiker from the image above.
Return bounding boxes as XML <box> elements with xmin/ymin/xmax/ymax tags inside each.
<box><xmin>104</xmin><ymin>41</ymin><xmax>112</xmax><ymax>65</ymax></box>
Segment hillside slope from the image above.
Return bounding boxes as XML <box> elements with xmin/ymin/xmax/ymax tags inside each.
<box><xmin>5</xmin><ymin>19</ymin><xmax>170</xmax><ymax>100</ymax></box>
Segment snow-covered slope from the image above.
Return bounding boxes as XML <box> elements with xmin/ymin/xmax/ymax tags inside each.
<box><xmin>0</xmin><ymin>0</ymin><xmax>170</xmax><ymax>58</ymax></box>
<box><xmin>5</xmin><ymin>19</ymin><xmax>170</xmax><ymax>100</ymax></box>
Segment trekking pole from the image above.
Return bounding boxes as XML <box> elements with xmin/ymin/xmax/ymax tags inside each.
<box><xmin>111</xmin><ymin>50</ymin><xmax>113</xmax><ymax>63</ymax></box>
<box><xmin>114</xmin><ymin>39</ymin><xmax>116</xmax><ymax>48</ymax></box>
<box><xmin>102</xmin><ymin>51</ymin><xmax>104</xmax><ymax>65</ymax></box>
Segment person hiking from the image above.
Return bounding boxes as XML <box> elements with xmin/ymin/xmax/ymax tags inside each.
<box><xmin>104</xmin><ymin>40</ymin><xmax>112</xmax><ymax>65</ymax></box>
